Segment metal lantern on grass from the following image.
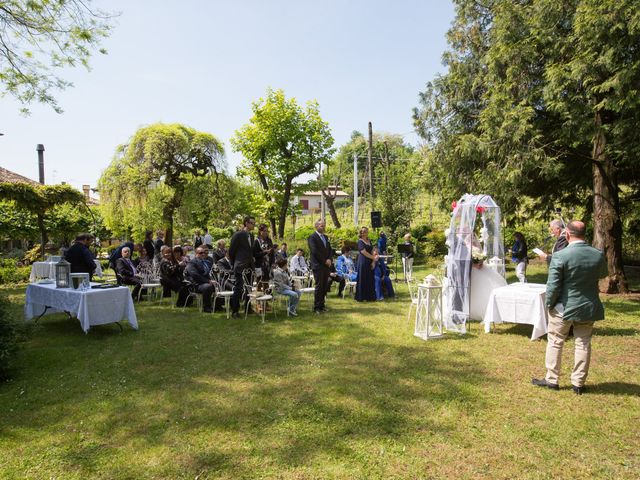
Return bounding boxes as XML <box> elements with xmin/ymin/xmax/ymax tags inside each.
<box><xmin>55</xmin><ymin>259</ymin><xmax>71</xmax><ymax>288</ymax></box>
<box><xmin>414</xmin><ymin>274</ymin><xmax>444</xmax><ymax>340</ymax></box>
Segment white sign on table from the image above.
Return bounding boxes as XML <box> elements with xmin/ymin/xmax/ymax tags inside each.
<box><xmin>25</xmin><ymin>283</ymin><xmax>138</xmax><ymax>333</ymax></box>
<box><xmin>482</xmin><ymin>283</ymin><xmax>548</xmax><ymax>340</ymax></box>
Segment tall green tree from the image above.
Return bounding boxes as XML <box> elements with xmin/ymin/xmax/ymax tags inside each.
<box><xmin>0</xmin><ymin>183</ymin><xmax>85</xmax><ymax>258</ymax></box>
<box><xmin>414</xmin><ymin>0</ymin><xmax>639</xmax><ymax>293</ymax></box>
<box><xmin>0</xmin><ymin>0</ymin><xmax>116</xmax><ymax>114</ymax></box>
<box><xmin>98</xmin><ymin>123</ymin><xmax>225</xmax><ymax>245</ymax></box>
<box><xmin>231</xmin><ymin>88</ymin><xmax>335</xmax><ymax>239</ymax></box>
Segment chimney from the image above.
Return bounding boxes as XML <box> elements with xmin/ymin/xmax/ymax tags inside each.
<box><xmin>36</xmin><ymin>144</ymin><xmax>45</xmax><ymax>184</ymax></box>
<box><xmin>82</xmin><ymin>185</ymin><xmax>90</xmax><ymax>200</ymax></box>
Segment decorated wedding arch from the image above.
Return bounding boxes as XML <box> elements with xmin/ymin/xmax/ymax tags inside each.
<box><xmin>444</xmin><ymin>194</ymin><xmax>505</xmax><ymax>333</ymax></box>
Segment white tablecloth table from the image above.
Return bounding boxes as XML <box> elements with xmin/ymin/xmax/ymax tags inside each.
<box><xmin>25</xmin><ymin>283</ymin><xmax>138</xmax><ymax>333</ymax></box>
<box><xmin>482</xmin><ymin>283</ymin><xmax>548</xmax><ymax>340</ymax></box>
<box><xmin>29</xmin><ymin>260</ymin><xmax>103</xmax><ymax>282</ymax></box>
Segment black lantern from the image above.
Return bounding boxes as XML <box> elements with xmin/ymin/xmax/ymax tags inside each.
<box><xmin>55</xmin><ymin>259</ymin><xmax>71</xmax><ymax>288</ymax></box>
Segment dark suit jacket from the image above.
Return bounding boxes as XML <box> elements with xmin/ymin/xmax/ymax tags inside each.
<box><xmin>184</xmin><ymin>258</ymin><xmax>212</xmax><ymax>285</ymax></box>
<box><xmin>308</xmin><ymin>231</ymin><xmax>332</xmax><ymax>271</ymax></box>
<box><xmin>115</xmin><ymin>257</ymin><xmax>138</xmax><ymax>282</ymax></box>
<box><xmin>64</xmin><ymin>242</ymin><xmax>96</xmax><ymax>276</ymax></box>
<box><xmin>547</xmin><ymin>232</ymin><xmax>569</xmax><ymax>265</ymax></box>
<box><xmin>229</xmin><ymin>230</ymin><xmax>254</xmax><ymax>270</ymax></box>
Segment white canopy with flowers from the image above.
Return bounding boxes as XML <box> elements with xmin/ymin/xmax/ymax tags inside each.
<box><xmin>443</xmin><ymin>194</ymin><xmax>506</xmax><ymax>334</ymax></box>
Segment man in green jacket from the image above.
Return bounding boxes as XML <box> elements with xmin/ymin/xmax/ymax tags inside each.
<box><xmin>532</xmin><ymin>220</ymin><xmax>607</xmax><ymax>395</ymax></box>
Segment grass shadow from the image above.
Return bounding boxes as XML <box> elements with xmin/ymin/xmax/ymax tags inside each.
<box><xmin>590</xmin><ymin>382</ymin><xmax>640</xmax><ymax>396</ymax></box>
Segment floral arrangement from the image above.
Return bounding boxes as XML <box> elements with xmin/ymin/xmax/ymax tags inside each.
<box><xmin>471</xmin><ymin>246</ymin><xmax>486</xmax><ymax>264</ymax></box>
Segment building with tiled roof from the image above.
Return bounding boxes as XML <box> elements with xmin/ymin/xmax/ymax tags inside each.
<box><xmin>0</xmin><ymin>166</ymin><xmax>40</xmax><ymax>185</ymax></box>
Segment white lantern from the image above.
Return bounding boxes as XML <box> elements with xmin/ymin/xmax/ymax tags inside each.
<box><xmin>414</xmin><ymin>274</ymin><xmax>444</xmax><ymax>340</ymax></box>
<box><xmin>55</xmin><ymin>259</ymin><xmax>71</xmax><ymax>289</ymax></box>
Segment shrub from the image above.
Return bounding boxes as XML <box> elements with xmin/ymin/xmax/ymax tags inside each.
<box><xmin>419</xmin><ymin>231</ymin><xmax>447</xmax><ymax>259</ymax></box>
<box><xmin>0</xmin><ymin>296</ymin><xmax>19</xmax><ymax>380</ymax></box>
<box><xmin>294</xmin><ymin>226</ymin><xmax>316</xmax><ymax>241</ymax></box>
<box><xmin>0</xmin><ymin>259</ymin><xmax>30</xmax><ymax>285</ymax></box>
<box><xmin>411</xmin><ymin>224</ymin><xmax>432</xmax><ymax>241</ymax></box>
<box><xmin>209</xmin><ymin>226</ymin><xmax>235</xmax><ymax>243</ymax></box>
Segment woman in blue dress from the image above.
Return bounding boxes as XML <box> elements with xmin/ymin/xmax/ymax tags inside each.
<box><xmin>355</xmin><ymin>227</ymin><xmax>378</xmax><ymax>301</ymax></box>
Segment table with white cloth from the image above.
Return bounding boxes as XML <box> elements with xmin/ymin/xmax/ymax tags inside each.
<box><xmin>24</xmin><ymin>283</ymin><xmax>138</xmax><ymax>333</ymax></box>
<box><xmin>29</xmin><ymin>260</ymin><xmax>103</xmax><ymax>282</ymax></box>
<box><xmin>482</xmin><ymin>283</ymin><xmax>548</xmax><ymax>340</ymax></box>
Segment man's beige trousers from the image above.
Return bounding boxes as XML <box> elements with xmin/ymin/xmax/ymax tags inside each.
<box><xmin>545</xmin><ymin>310</ymin><xmax>595</xmax><ymax>387</ymax></box>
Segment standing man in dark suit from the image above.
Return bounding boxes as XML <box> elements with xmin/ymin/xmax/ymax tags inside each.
<box><xmin>307</xmin><ymin>218</ymin><xmax>333</xmax><ymax>314</ymax></box>
<box><xmin>228</xmin><ymin>216</ymin><xmax>256</xmax><ymax>318</ymax></box>
<box><xmin>532</xmin><ymin>220</ymin><xmax>608</xmax><ymax>395</ymax></box>
<box><xmin>539</xmin><ymin>219</ymin><xmax>568</xmax><ymax>264</ymax></box>
<box><xmin>64</xmin><ymin>233</ymin><xmax>97</xmax><ymax>279</ymax></box>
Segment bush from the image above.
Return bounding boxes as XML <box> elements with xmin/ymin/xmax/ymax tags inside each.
<box><xmin>0</xmin><ymin>296</ymin><xmax>19</xmax><ymax>380</ymax></box>
<box><xmin>294</xmin><ymin>226</ymin><xmax>316</xmax><ymax>241</ymax></box>
<box><xmin>417</xmin><ymin>231</ymin><xmax>447</xmax><ymax>259</ymax></box>
<box><xmin>0</xmin><ymin>259</ymin><xmax>30</xmax><ymax>285</ymax></box>
<box><xmin>411</xmin><ymin>224</ymin><xmax>432</xmax><ymax>241</ymax></box>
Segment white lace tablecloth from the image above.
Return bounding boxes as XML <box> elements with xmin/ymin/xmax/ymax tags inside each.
<box><xmin>482</xmin><ymin>283</ymin><xmax>548</xmax><ymax>340</ymax></box>
<box><xmin>25</xmin><ymin>283</ymin><xmax>138</xmax><ymax>333</ymax></box>
<box><xmin>29</xmin><ymin>260</ymin><xmax>103</xmax><ymax>282</ymax></box>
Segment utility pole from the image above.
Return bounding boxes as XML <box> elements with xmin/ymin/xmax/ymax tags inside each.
<box><xmin>319</xmin><ymin>162</ymin><xmax>326</xmax><ymax>220</ymax></box>
<box><xmin>367</xmin><ymin>122</ymin><xmax>374</xmax><ymax>204</ymax></box>
<box><xmin>353</xmin><ymin>153</ymin><xmax>358</xmax><ymax>226</ymax></box>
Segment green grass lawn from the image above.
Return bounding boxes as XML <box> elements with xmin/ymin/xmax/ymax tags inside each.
<box><xmin>1</xmin><ymin>264</ymin><xmax>639</xmax><ymax>479</ymax></box>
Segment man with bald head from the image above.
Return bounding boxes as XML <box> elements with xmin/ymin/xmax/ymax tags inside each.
<box><xmin>532</xmin><ymin>220</ymin><xmax>607</xmax><ymax>395</ymax></box>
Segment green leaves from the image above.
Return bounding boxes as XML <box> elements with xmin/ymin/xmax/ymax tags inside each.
<box><xmin>231</xmin><ymin>88</ymin><xmax>335</xmax><ymax>237</ymax></box>
<box><xmin>0</xmin><ymin>0</ymin><xmax>116</xmax><ymax>114</ymax></box>
<box><xmin>98</xmin><ymin>123</ymin><xmax>226</xmax><ymax>243</ymax></box>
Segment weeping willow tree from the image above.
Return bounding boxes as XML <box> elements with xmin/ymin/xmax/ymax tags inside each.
<box><xmin>98</xmin><ymin>123</ymin><xmax>225</xmax><ymax>245</ymax></box>
<box><xmin>0</xmin><ymin>183</ymin><xmax>86</xmax><ymax>258</ymax></box>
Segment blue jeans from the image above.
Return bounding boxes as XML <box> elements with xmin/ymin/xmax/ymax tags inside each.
<box><xmin>280</xmin><ymin>288</ymin><xmax>301</xmax><ymax>311</ymax></box>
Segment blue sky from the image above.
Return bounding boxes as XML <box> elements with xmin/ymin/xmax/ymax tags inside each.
<box><xmin>1</xmin><ymin>0</ymin><xmax>454</xmax><ymax>191</ymax></box>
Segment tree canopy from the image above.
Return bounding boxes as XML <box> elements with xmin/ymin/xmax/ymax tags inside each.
<box><xmin>231</xmin><ymin>88</ymin><xmax>335</xmax><ymax>239</ymax></box>
<box><xmin>0</xmin><ymin>0</ymin><xmax>116</xmax><ymax>114</ymax></box>
<box><xmin>0</xmin><ymin>182</ymin><xmax>86</xmax><ymax>257</ymax></box>
<box><xmin>413</xmin><ymin>0</ymin><xmax>639</xmax><ymax>293</ymax></box>
<box><xmin>98</xmin><ymin>123</ymin><xmax>225</xmax><ymax>245</ymax></box>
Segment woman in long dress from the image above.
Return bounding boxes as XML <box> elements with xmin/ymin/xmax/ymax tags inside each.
<box><xmin>355</xmin><ymin>227</ymin><xmax>378</xmax><ymax>301</ymax></box>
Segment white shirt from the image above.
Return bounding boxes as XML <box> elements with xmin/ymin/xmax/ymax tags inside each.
<box><xmin>290</xmin><ymin>255</ymin><xmax>309</xmax><ymax>274</ymax></box>
<box><xmin>204</xmin><ymin>233</ymin><xmax>213</xmax><ymax>245</ymax></box>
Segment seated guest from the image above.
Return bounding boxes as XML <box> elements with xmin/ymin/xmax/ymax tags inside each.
<box><xmin>272</xmin><ymin>257</ymin><xmax>301</xmax><ymax>316</ymax></box>
<box><xmin>212</xmin><ymin>239</ymin><xmax>227</xmax><ymax>263</ymax></box>
<box><xmin>336</xmin><ymin>246</ymin><xmax>357</xmax><ymax>281</ymax></box>
<box><xmin>372</xmin><ymin>247</ymin><xmax>395</xmax><ymax>300</ymax></box>
<box><xmin>216</xmin><ymin>251</ymin><xmax>235</xmax><ymax>290</ymax></box>
<box><xmin>159</xmin><ymin>245</ymin><xmax>189</xmax><ymax>307</ymax></box>
<box><xmin>278</xmin><ymin>242</ymin><xmax>289</xmax><ymax>260</ymax></box>
<box><xmin>172</xmin><ymin>245</ymin><xmax>189</xmax><ymax>268</ymax></box>
<box><xmin>136</xmin><ymin>246</ymin><xmax>153</xmax><ymax>278</ymax></box>
<box><xmin>184</xmin><ymin>246</ymin><xmax>216</xmax><ymax>313</ymax></box>
<box><xmin>289</xmin><ymin>248</ymin><xmax>309</xmax><ymax>276</ymax></box>
<box><xmin>115</xmin><ymin>246</ymin><xmax>142</xmax><ymax>299</ymax></box>
<box><xmin>64</xmin><ymin>233</ymin><xmax>97</xmax><ymax>279</ymax></box>
<box><xmin>109</xmin><ymin>241</ymin><xmax>135</xmax><ymax>270</ymax></box>
<box><xmin>328</xmin><ymin>262</ymin><xmax>345</xmax><ymax>297</ymax></box>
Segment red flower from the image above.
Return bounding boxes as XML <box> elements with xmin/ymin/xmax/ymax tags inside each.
<box><xmin>476</xmin><ymin>206</ymin><xmax>485</xmax><ymax>214</ymax></box>
<box><xmin>451</xmin><ymin>200</ymin><xmax>457</xmax><ymax>210</ymax></box>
